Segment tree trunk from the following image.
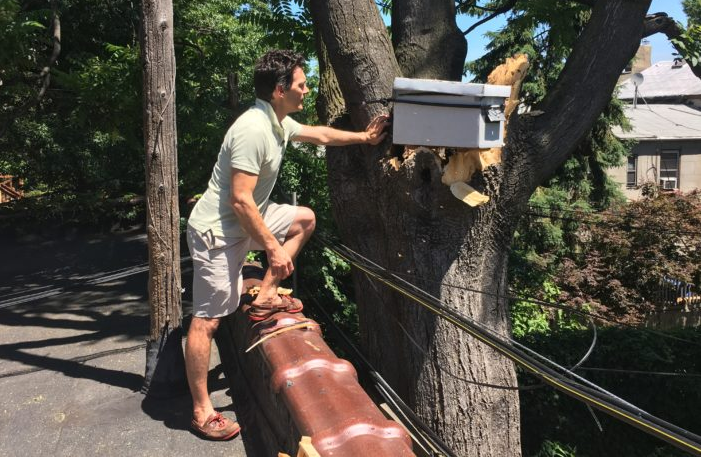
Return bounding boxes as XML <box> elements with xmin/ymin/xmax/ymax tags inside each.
<box><xmin>310</xmin><ymin>0</ymin><xmax>650</xmax><ymax>455</ymax></box>
<box><xmin>310</xmin><ymin>1</ymin><xmax>520</xmax><ymax>455</ymax></box>
<box><xmin>392</xmin><ymin>0</ymin><xmax>467</xmax><ymax>80</ymax></box>
<box><xmin>140</xmin><ymin>0</ymin><xmax>186</xmax><ymax>397</ymax></box>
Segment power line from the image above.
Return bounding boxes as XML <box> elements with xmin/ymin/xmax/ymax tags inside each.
<box><xmin>574</xmin><ymin>367</ymin><xmax>701</xmax><ymax>378</ymax></box>
<box><xmin>362</xmin><ymin>270</ymin><xmax>599</xmax><ymax>392</ymax></box>
<box><xmin>381</xmin><ymin>269</ymin><xmax>699</xmax><ymax>345</ymax></box>
<box><xmin>313</xmin><ymin>233</ymin><xmax>701</xmax><ymax>454</ymax></box>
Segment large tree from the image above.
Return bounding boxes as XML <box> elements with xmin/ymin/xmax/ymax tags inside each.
<box><xmin>308</xmin><ymin>0</ymin><xmax>656</xmax><ymax>455</ymax></box>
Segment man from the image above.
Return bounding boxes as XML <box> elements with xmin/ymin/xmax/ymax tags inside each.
<box><xmin>185</xmin><ymin>49</ymin><xmax>389</xmax><ymax>440</ymax></box>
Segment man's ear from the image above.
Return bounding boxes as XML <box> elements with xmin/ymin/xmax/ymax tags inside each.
<box><xmin>274</xmin><ymin>84</ymin><xmax>285</xmax><ymax>99</ymax></box>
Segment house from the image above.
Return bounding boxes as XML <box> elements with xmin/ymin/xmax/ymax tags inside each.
<box><xmin>607</xmin><ymin>54</ymin><xmax>701</xmax><ymax>200</ymax></box>
<box><xmin>609</xmin><ymin>104</ymin><xmax>700</xmax><ymax>200</ymax></box>
<box><xmin>618</xmin><ymin>59</ymin><xmax>701</xmax><ymax>109</ymax></box>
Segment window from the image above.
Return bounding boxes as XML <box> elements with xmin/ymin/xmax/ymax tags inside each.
<box><xmin>659</xmin><ymin>150</ymin><xmax>679</xmax><ymax>190</ymax></box>
<box><xmin>626</xmin><ymin>155</ymin><xmax>637</xmax><ymax>189</ymax></box>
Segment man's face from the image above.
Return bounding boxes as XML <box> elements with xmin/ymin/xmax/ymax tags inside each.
<box><xmin>281</xmin><ymin>66</ymin><xmax>309</xmax><ymax>113</ymax></box>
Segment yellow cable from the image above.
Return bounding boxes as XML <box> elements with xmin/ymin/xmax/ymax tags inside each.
<box><xmin>332</xmin><ymin>249</ymin><xmax>701</xmax><ymax>454</ymax></box>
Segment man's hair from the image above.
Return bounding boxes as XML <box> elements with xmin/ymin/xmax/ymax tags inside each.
<box><xmin>254</xmin><ymin>49</ymin><xmax>306</xmax><ymax>101</ymax></box>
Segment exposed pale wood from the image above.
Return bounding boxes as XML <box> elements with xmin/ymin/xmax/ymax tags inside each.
<box><xmin>297</xmin><ymin>436</ymin><xmax>320</xmax><ymax>457</ymax></box>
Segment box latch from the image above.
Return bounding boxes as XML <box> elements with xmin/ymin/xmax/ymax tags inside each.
<box><xmin>483</xmin><ymin>105</ymin><xmax>506</xmax><ymax>122</ymax></box>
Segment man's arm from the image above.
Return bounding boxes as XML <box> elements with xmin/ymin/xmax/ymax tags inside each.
<box><xmin>292</xmin><ymin>114</ymin><xmax>390</xmax><ymax>146</ymax></box>
<box><xmin>230</xmin><ymin>168</ymin><xmax>293</xmax><ymax>279</ymax></box>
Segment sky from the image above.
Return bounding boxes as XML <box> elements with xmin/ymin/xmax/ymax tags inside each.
<box><xmin>375</xmin><ymin>1</ymin><xmax>688</xmax><ymax>81</ymax></box>
<box><xmin>459</xmin><ymin>0</ymin><xmax>687</xmax><ymax>67</ymax></box>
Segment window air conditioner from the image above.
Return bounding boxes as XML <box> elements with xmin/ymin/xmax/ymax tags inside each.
<box><xmin>661</xmin><ymin>179</ymin><xmax>677</xmax><ymax>190</ymax></box>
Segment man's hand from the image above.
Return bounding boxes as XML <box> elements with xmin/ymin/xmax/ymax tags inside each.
<box><xmin>364</xmin><ymin>115</ymin><xmax>391</xmax><ymax>145</ymax></box>
<box><xmin>267</xmin><ymin>243</ymin><xmax>294</xmax><ymax>279</ymax></box>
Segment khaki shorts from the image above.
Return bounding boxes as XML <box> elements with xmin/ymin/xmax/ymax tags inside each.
<box><xmin>187</xmin><ymin>202</ymin><xmax>297</xmax><ymax>318</ymax></box>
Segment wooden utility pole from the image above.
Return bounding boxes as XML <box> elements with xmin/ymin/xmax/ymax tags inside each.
<box><xmin>140</xmin><ymin>0</ymin><xmax>186</xmax><ymax>397</ymax></box>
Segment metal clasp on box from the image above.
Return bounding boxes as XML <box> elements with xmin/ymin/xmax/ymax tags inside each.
<box><xmin>482</xmin><ymin>104</ymin><xmax>506</xmax><ymax>122</ymax></box>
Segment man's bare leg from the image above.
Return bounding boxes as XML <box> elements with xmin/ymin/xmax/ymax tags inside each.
<box><xmin>253</xmin><ymin>206</ymin><xmax>315</xmax><ymax>306</ymax></box>
<box><xmin>185</xmin><ymin>316</ymin><xmax>221</xmax><ymax>424</ymax></box>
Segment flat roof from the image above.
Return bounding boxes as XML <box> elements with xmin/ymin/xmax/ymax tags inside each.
<box><xmin>612</xmin><ymin>104</ymin><xmax>701</xmax><ymax>140</ymax></box>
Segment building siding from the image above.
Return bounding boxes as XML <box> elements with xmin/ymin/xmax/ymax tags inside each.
<box><xmin>610</xmin><ymin>140</ymin><xmax>700</xmax><ymax>200</ymax></box>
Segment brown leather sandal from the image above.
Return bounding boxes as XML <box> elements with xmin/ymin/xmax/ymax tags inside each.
<box><xmin>243</xmin><ymin>287</ymin><xmax>304</xmax><ymax>322</ymax></box>
<box><xmin>191</xmin><ymin>412</ymin><xmax>240</xmax><ymax>441</ymax></box>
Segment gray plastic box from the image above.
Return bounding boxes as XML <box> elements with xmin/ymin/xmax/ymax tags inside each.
<box><xmin>392</xmin><ymin>77</ymin><xmax>511</xmax><ymax>148</ymax></box>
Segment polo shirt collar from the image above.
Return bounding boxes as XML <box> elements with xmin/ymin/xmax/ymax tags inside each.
<box><xmin>255</xmin><ymin>98</ymin><xmax>285</xmax><ymax>139</ymax></box>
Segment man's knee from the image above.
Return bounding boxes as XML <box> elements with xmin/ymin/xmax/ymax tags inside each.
<box><xmin>293</xmin><ymin>206</ymin><xmax>316</xmax><ymax>237</ymax></box>
<box><xmin>188</xmin><ymin>316</ymin><xmax>221</xmax><ymax>340</ymax></box>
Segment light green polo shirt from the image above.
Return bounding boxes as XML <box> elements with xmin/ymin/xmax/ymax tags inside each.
<box><xmin>188</xmin><ymin>98</ymin><xmax>303</xmax><ymax>238</ymax></box>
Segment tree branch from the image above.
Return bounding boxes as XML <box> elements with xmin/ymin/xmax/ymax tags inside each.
<box><xmin>462</xmin><ymin>0</ymin><xmax>516</xmax><ymax>36</ymax></box>
<box><xmin>642</xmin><ymin>12</ymin><xmax>678</xmax><ymax>37</ymax></box>
<box><xmin>642</xmin><ymin>12</ymin><xmax>700</xmax><ymax>78</ymax></box>
<box><xmin>517</xmin><ymin>0</ymin><xmax>650</xmax><ymax>190</ymax></box>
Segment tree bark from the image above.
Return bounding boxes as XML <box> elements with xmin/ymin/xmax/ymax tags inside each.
<box><xmin>392</xmin><ymin>0</ymin><xmax>467</xmax><ymax>80</ymax></box>
<box><xmin>140</xmin><ymin>0</ymin><xmax>186</xmax><ymax>397</ymax></box>
<box><xmin>309</xmin><ymin>0</ymin><xmax>650</xmax><ymax>455</ymax></box>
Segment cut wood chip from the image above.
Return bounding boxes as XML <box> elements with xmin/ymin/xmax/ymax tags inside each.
<box><xmin>388</xmin><ymin>157</ymin><xmax>401</xmax><ymax>171</ymax></box>
<box><xmin>450</xmin><ymin>182</ymin><xmax>489</xmax><ymax>207</ymax></box>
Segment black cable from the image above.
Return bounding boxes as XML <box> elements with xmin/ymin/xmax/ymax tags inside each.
<box><xmin>363</xmin><ymin>269</ymin><xmax>599</xmax><ymax>391</ymax></box>
<box><xmin>313</xmin><ymin>234</ymin><xmax>701</xmax><ymax>454</ymax></box>
<box><xmin>333</xmin><ymin>238</ymin><xmax>645</xmax><ymax>409</ymax></box>
<box><xmin>574</xmin><ymin>367</ymin><xmax>701</xmax><ymax>377</ymax></box>
<box><xmin>379</xmin><ymin>267</ymin><xmax>699</xmax><ymax>345</ymax></box>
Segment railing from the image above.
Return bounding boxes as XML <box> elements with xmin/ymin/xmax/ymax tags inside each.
<box><xmin>647</xmin><ymin>277</ymin><xmax>701</xmax><ymax>329</ymax></box>
<box><xmin>0</xmin><ymin>175</ymin><xmax>23</xmax><ymax>203</ymax></box>
<box><xmin>654</xmin><ymin>277</ymin><xmax>701</xmax><ymax>312</ymax></box>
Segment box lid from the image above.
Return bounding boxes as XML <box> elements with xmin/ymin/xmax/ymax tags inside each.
<box><xmin>393</xmin><ymin>77</ymin><xmax>511</xmax><ymax>98</ymax></box>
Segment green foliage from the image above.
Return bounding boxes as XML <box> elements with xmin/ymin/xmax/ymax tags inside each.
<box><xmin>237</xmin><ymin>0</ymin><xmax>316</xmax><ymax>57</ymax></box>
<box><xmin>0</xmin><ymin>191</ymin><xmax>144</xmax><ymax>234</ymax></box>
<box><xmin>555</xmin><ymin>190</ymin><xmax>701</xmax><ymax>323</ymax></box>
<box><xmin>671</xmin><ymin>23</ymin><xmax>701</xmax><ymax>69</ymax></box>
<box><xmin>1</xmin><ymin>0</ymin><xmax>276</xmax><ymax>204</ymax></box>
<box><xmin>173</xmin><ymin>0</ymin><xmax>269</xmax><ymax>197</ymax></box>
<box><xmin>519</xmin><ymin>327</ymin><xmax>701</xmax><ymax>456</ymax></box>
<box><xmin>511</xmin><ymin>279</ymin><xmax>585</xmax><ymax>338</ymax></box>
<box><xmin>682</xmin><ymin>0</ymin><xmax>701</xmax><ymax>28</ymax></box>
<box><xmin>535</xmin><ymin>440</ymin><xmax>576</xmax><ymax>457</ymax></box>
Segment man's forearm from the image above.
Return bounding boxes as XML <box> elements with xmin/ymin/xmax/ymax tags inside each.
<box><xmin>308</xmin><ymin>126</ymin><xmax>369</xmax><ymax>146</ymax></box>
<box><xmin>230</xmin><ymin>196</ymin><xmax>279</xmax><ymax>251</ymax></box>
